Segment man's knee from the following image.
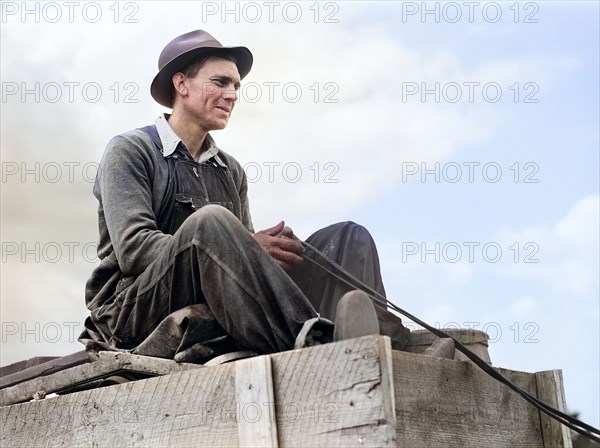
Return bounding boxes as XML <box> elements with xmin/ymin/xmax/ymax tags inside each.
<box><xmin>185</xmin><ymin>204</ymin><xmax>237</xmax><ymax>229</ymax></box>
<box><xmin>177</xmin><ymin>205</ymin><xmax>246</xmax><ymax>247</ymax></box>
<box><xmin>171</xmin><ymin>205</ymin><xmax>248</xmax><ymax>263</ymax></box>
<box><xmin>340</xmin><ymin>220</ymin><xmax>364</xmax><ymax>232</ymax></box>
<box><xmin>326</xmin><ymin>221</ymin><xmax>374</xmax><ymax>243</ymax></box>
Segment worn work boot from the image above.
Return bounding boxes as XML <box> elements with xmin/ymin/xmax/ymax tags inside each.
<box><xmin>333</xmin><ymin>290</ymin><xmax>380</xmax><ymax>341</ymax></box>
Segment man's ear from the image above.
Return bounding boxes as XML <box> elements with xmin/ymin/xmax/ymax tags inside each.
<box><xmin>172</xmin><ymin>72</ymin><xmax>187</xmax><ymax>98</ymax></box>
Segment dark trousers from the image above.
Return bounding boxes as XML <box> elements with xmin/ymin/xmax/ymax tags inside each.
<box><xmin>113</xmin><ymin>205</ymin><xmax>408</xmax><ymax>360</ymax></box>
<box><xmin>288</xmin><ymin>222</ymin><xmax>409</xmax><ymax>350</ymax></box>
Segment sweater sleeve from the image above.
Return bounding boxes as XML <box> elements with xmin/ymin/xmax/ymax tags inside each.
<box><xmin>239</xmin><ymin>169</ymin><xmax>254</xmax><ymax>233</ymax></box>
<box><xmin>96</xmin><ymin>132</ymin><xmax>172</xmax><ymax>276</ymax></box>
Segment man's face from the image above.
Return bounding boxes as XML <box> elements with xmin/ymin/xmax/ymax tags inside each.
<box><xmin>177</xmin><ymin>57</ymin><xmax>241</xmax><ymax>131</ymax></box>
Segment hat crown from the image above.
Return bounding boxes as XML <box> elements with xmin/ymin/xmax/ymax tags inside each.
<box><xmin>158</xmin><ymin>30</ymin><xmax>223</xmax><ymax>70</ymax></box>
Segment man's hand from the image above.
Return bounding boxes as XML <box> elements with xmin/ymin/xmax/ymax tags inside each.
<box><xmin>253</xmin><ymin>221</ymin><xmax>304</xmax><ymax>271</ymax></box>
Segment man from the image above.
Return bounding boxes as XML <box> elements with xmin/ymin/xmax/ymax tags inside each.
<box><xmin>80</xmin><ymin>30</ymin><xmax>409</xmax><ymax>362</ymax></box>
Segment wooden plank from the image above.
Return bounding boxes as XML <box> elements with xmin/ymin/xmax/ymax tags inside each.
<box><xmin>235</xmin><ymin>355</ymin><xmax>278</xmax><ymax>448</ymax></box>
<box><xmin>0</xmin><ymin>356</ymin><xmax>59</xmax><ymax>378</ymax></box>
<box><xmin>1</xmin><ymin>336</ymin><xmax>395</xmax><ymax>448</ymax></box>
<box><xmin>2</xmin><ymin>338</ymin><xmax>555</xmax><ymax>448</ymax></box>
<box><xmin>271</xmin><ymin>335</ymin><xmax>396</xmax><ymax>447</ymax></box>
<box><xmin>0</xmin><ymin>352</ymin><xmax>202</xmax><ymax>406</ymax></box>
<box><xmin>1</xmin><ymin>364</ymin><xmax>239</xmax><ymax>448</ymax></box>
<box><xmin>392</xmin><ymin>350</ymin><xmax>545</xmax><ymax>448</ymax></box>
<box><xmin>535</xmin><ymin>370</ymin><xmax>573</xmax><ymax>448</ymax></box>
<box><xmin>0</xmin><ymin>351</ymin><xmax>91</xmax><ymax>389</ymax></box>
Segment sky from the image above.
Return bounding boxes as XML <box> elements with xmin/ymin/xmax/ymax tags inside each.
<box><xmin>1</xmin><ymin>0</ymin><xmax>598</xmax><ymax>428</ymax></box>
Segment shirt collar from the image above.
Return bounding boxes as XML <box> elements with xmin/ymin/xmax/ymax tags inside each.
<box><xmin>154</xmin><ymin>114</ymin><xmax>225</xmax><ymax>166</ymax></box>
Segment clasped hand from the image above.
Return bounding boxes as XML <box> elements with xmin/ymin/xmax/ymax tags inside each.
<box><xmin>253</xmin><ymin>221</ymin><xmax>304</xmax><ymax>271</ymax></box>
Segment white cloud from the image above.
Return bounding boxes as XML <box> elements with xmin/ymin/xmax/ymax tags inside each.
<box><xmin>555</xmin><ymin>195</ymin><xmax>600</xmax><ymax>249</ymax></box>
<box><xmin>495</xmin><ymin>194</ymin><xmax>600</xmax><ymax>297</ymax></box>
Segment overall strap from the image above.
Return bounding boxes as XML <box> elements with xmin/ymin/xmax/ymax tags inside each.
<box><xmin>138</xmin><ymin>124</ymin><xmax>177</xmax><ymax>234</ymax></box>
<box><xmin>139</xmin><ymin>124</ymin><xmax>162</xmax><ymax>150</ymax></box>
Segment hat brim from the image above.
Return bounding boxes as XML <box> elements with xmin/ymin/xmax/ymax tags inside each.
<box><xmin>150</xmin><ymin>46</ymin><xmax>253</xmax><ymax>108</ymax></box>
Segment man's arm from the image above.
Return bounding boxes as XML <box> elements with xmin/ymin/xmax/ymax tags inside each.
<box><xmin>96</xmin><ymin>132</ymin><xmax>172</xmax><ymax>276</ymax></box>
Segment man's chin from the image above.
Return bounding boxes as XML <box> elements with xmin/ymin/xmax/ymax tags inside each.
<box><xmin>207</xmin><ymin>119</ymin><xmax>229</xmax><ymax>131</ymax></box>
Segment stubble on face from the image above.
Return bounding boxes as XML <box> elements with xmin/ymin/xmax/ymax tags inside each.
<box><xmin>182</xmin><ymin>58</ymin><xmax>241</xmax><ymax>132</ymax></box>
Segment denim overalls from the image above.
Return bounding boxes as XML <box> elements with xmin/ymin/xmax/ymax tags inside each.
<box><xmin>139</xmin><ymin>125</ymin><xmax>243</xmax><ymax>235</ymax></box>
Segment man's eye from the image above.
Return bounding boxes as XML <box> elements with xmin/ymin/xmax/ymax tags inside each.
<box><xmin>213</xmin><ymin>80</ymin><xmax>224</xmax><ymax>86</ymax></box>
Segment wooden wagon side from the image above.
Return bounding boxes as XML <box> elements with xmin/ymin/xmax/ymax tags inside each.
<box><xmin>0</xmin><ymin>335</ymin><xmax>572</xmax><ymax>447</ymax></box>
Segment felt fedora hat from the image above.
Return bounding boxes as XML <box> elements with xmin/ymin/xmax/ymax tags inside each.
<box><xmin>151</xmin><ymin>30</ymin><xmax>253</xmax><ymax>108</ymax></box>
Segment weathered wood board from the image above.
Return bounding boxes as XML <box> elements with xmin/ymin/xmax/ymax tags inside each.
<box><xmin>0</xmin><ymin>355</ymin><xmax>61</xmax><ymax>378</ymax></box>
<box><xmin>1</xmin><ymin>336</ymin><xmax>573</xmax><ymax>448</ymax></box>
<box><xmin>1</xmin><ymin>360</ymin><xmax>239</xmax><ymax>447</ymax></box>
<box><xmin>0</xmin><ymin>351</ymin><xmax>202</xmax><ymax>406</ymax></box>
<box><xmin>271</xmin><ymin>334</ymin><xmax>396</xmax><ymax>447</ymax></box>
<box><xmin>391</xmin><ymin>350</ymin><xmax>572</xmax><ymax>448</ymax></box>
<box><xmin>235</xmin><ymin>355</ymin><xmax>278</xmax><ymax>447</ymax></box>
<box><xmin>1</xmin><ymin>336</ymin><xmax>396</xmax><ymax>448</ymax></box>
<box><xmin>0</xmin><ymin>351</ymin><xmax>91</xmax><ymax>389</ymax></box>
<box><xmin>536</xmin><ymin>370</ymin><xmax>573</xmax><ymax>448</ymax></box>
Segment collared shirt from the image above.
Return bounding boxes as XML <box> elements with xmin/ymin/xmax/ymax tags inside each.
<box><xmin>155</xmin><ymin>114</ymin><xmax>221</xmax><ymax>165</ymax></box>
